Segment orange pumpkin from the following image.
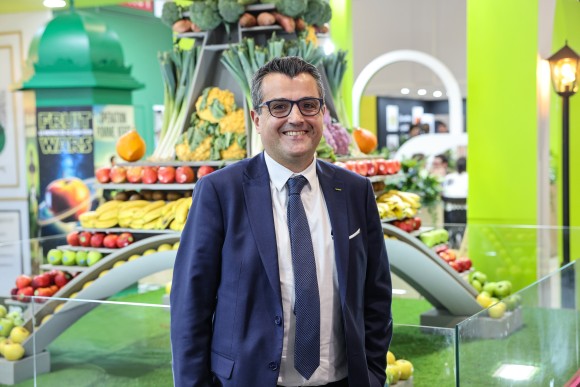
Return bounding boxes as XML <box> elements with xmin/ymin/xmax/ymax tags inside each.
<box><xmin>353</xmin><ymin>127</ymin><xmax>378</xmax><ymax>154</ymax></box>
<box><xmin>116</xmin><ymin>129</ymin><xmax>146</xmax><ymax>162</ymax></box>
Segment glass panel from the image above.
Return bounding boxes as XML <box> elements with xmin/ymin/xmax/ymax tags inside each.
<box><xmin>27</xmin><ymin>296</ymin><xmax>172</xmax><ymax>386</ymax></box>
<box><xmin>456</xmin><ymin>261</ymin><xmax>580</xmax><ymax>386</ymax></box>
<box><xmin>390</xmin><ymin>324</ymin><xmax>456</xmax><ymax>386</ymax></box>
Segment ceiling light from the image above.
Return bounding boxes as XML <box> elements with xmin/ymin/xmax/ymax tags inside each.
<box><xmin>400</xmin><ymin>88</ymin><xmax>410</xmax><ymax>95</ymax></box>
<box><xmin>417</xmin><ymin>89</ymin><xmax>427</xmax><ymax>96</ymax></box>
<box><xmin>493</xmin><ymin>364</ymin><xmax>539</xmax><ymax>381</ymax></box>
<box><xmin>433</xmin><ymin>90</ymin><xmax>443</xmax><ymax>98</ymax></box>
<box><xmin>43</xmin><ymin>0</ymin><xmax>66</xmax><ymax>8</ymax></box>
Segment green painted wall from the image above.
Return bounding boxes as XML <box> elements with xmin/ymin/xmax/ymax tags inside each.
<box><xmin>360</xmin><ymin>95</ymin><xmax>377</xmax><ymax>135</ymax></box>
<box><xmin>550</xmin><ymin>0</ymin><xmax>580</xmax><ymax>262</ymax></box>
<box><xmin>467</xmin><ymin>0</ymin><xmax>539</xmax><ymax>289</ymax></box>
<box><xmin>82</xmin><ymin>6</ymin><xmax>172</xmax><ymax>155</ymax></box>
<box><xmin>329</xmin><ymin>0</ymin><xmax>353</xmax><ymax>128</ymax></box>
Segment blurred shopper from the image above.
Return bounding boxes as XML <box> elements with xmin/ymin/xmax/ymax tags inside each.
<box><xmin>442</xmin><ymin>156</ymin><xmax>468</xmax><ymax>246</ymax></box>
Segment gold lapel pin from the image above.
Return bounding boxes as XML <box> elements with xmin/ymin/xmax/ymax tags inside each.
<box><xmin>335</xmin><ymin>188</ymin><xmax>342</xmax><ymax>191</ymax></box>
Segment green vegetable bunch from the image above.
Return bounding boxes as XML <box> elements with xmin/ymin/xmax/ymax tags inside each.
<box><xmin>161</xmin><ymin>1</ymin><xmax>184</xmax><ymax>28</ymax></box>
<box><xmin>218</xmin><ymin>0</ymin><xmax>245</xmax><ymax>23</ymax></box>
<box><xmin>190</xmin><ymin>0</ymin><xmax>223</xmax><ymax>31</ymax></box>
<box><xmin>384</xmin><ymin>158</ymin><xmax>442</xmax><ymax>208</ymax></box>
<box><xmin>303</xmin><ymin>0</ymin><xmax>332</xmax><ymax>26</ymax></box>
<box><xmin>263</xmin><ymin>0</ymin><xmax>308</xmax><ymax>18</ymax></box>
<box><xmin>323</xmin><ymin>49</ymin><xmax>348</xmax><ymax>127</ymax></box>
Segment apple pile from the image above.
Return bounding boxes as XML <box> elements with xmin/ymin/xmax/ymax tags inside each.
<box><xmin>95</xmin><ymin>164</ymin><xmax>215</xmax><ymax>184</ymax></box>
<box><xmin>391</xmin><ymin>217</ymin><xmax>421</xmax><ymax>233</ymax></box>
<box><xmin>47</xmin><ymin>248</ymin><xmax>103</xmax><ymax>267</ymax></box>
<box><xmin>385</xmin><ymin>350</ymin><xmax>413</xmax><ymax>385</ymax></box>
<box><xmin>435</xmin><ymin>245</ymin><xmax>472</xmax><ymax>273</ymax></box>
<box><xmin>334</xmin><ymin>158</ymin><xmax>401</xmax><ymax>177</ymax></box>
<box><xmin>469</xmin><ymin>271</ymin><xmax>521</xmax><ymax>319</ymax></box>
<box><xmin>10</xmin><ymin>270</ymin><xmax>74</xmax><ymax>303</ymax></box>
<box><xmin>0</xmin><ymin>306</ymin><xmax>29</xmax><ymax>361</ymax></box>
<box><xmin>418</xmin><ymin>228</ymin><xmax>449</xmax><ymax>248</ymax></box>
<box><xmin>67</xmin><ymin>230</ymin><xmax>135</xmax><ymax>249</ymax></box>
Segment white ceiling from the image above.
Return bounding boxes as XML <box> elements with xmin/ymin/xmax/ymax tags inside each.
<box><xmin>352</xmin><ymin>0</ymin><xmax>466</xmax><ymax>99</ymax></box>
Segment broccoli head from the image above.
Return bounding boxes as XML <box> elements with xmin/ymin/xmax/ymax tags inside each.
<box><xmin>190</xmin><ymin>0</ymin><xmax>223</xmax><ymax>31</ymax></box>
<box><xmin>303</xmin><ymin>0</ymin><xmax>332</xmax><ymax>26</ymax></box>
<box><xmin>161</xmin><ymin>1</ymin><xmax>183</xmax><ymax>28</ymax></box>
<box><xmin>218</xmin><ymin>0</ymin><xmax>245</xmax><ymax>23</ymax></box>
<box><xmin>266</xmin><ymin>0</ymin><xmax>308</xmax><ymax>18</ymax></box>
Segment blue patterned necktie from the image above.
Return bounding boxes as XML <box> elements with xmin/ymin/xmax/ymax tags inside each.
<box><xmin>287</xmin><ymin>175</ymin><xmax>320</xmax><ymax>380</ymax></box>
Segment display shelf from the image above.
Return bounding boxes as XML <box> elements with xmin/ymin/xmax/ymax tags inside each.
<box><xmin>94</xmin><ymin>183</ymin><xmax>195</xmax><ymax>191</ymax></box>
<box><xmin>239</xmin><ymin>25</ymin><xmax>282</xmax><ymax>33</ymax></box>
<box><xmin>56</xmin><ymin>245</ymin><xmax>117</xmax><ymax>254</ymax></box>
<box><xmin>75</xmin><ymin>227</ymin><xmax>180</xmax><ymax>235</ymax></box>
<box><xmin>176</xmin><ymin>31</ymin><xmax>206</xmax><ymax>39</ymax></box>
<box><xmin>368</xmin><ymin>174</ymin><xmax>403</xmax><ymax>183</ymax></box>
<box><xmin>381</xmin><ymin>217</ymin><xmax>398</xmax><ymax>223</ymax></box>
<box><xmin>115</xmin><ymin>160</ymin><xmax>239</xmax><ymax>168</ymax></box>
<box><xmin>4</xmin><ymin>299</ymin><xmax>29</xmax><ymax>308</ymax></box>
<box><xmin>205</xmin><ymin>43</ymin><xmax>231</xmax><ymax>51</ymax></box>
<box><xmin>39</xmin><ymin>264</ymin><xmax>90</xmax><ymax>272</ymax></box>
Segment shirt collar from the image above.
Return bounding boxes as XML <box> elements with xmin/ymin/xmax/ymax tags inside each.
<box><xmin>263</xmin><ymin>151</ymin><xmax>317</xmax><ymax>192</ymax></box>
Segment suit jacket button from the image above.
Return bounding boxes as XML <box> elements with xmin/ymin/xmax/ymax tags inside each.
<box><xmin>274</xmin><ymin>316</ymin><xmax>282</xmax><ymax>325</ymax></box>
<box><xmin>268</xmin><ymin>361</ymin><xmax>279</xmax><ymax>371</ymax></box>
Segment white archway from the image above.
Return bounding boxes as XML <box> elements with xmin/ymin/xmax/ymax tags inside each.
<box><xmin>352</xmin><ymin>50</ymin><xmax>464</xmax><ymax>136</ymax></box>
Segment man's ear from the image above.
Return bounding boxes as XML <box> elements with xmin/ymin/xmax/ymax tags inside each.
<box><xmin>250</xmin><ymin>109</ymin><xmax>261</xmax><ymax>133</ymax></box>
<box><xmin>321</xmin><ymin>104</ymin><xmax>327</xmax><ymax>116</ymax></box>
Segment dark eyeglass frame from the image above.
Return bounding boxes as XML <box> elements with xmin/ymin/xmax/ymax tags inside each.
<box><xmin>257</xmin><ymin>97</ymin><xmax>324</xmax><ymax>118</ymax></box>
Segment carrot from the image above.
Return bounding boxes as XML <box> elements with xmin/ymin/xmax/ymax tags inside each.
<box><xmin>172</xmin><ymin>19</ymin><xmax>192</xmax><ymax>33</ymax></box>
<box><xmin>295</xmin><ymin>18</ymin><xmax>307</xmax><ymax>31</ymax></box>
<box><xmin>257</xmin><ymin>12</ymin><xmax>276</xmax><ymax>26</ymax></box>
<box><xmin>272</xmin><ymin>12</ymin><xmax>295</xmax><ymax>33</ymax></box>
<box><xmin>239</xmin><ymin>13</ymin><xmax>257</xmax><ymax>28</ymax></box>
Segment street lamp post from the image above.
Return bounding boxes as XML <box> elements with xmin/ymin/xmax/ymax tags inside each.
<box><xmin>547</xmin><ymin>42</ymin><xmax>579</xmax><ymax>308</ymax></box>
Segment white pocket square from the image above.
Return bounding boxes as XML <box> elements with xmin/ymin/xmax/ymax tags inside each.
<box><xmin>349</xmin><ymin>229</ymin><xmax>361</xmax><ymax>239</ymax></box>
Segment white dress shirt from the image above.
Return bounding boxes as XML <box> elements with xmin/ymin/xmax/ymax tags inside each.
<box><xmin>264</xmin><ymin>152</ymin><xmax>347</xmax><ymax>386</ymax></box>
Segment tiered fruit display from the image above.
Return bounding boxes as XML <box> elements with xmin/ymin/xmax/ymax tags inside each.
<box><xmin>385</xmin><ymin>350</ymin><xmax>414</xmax><ymax>385</ymax></box>
<box><xmin>79</xmin><ymin>197</ymin><xmax>192</xmax><ymax>231</ymax></box>
<box><xmin>434</xmin><ymin>245</ymin><xmax>473</xmax><ymax>273</ymax></box>
<box><xmin>376</xmin><ymin>190</ymin><xmax>421</xmax><ymax>221</ymax></box>
<box><xmin>96</xmin><ymin>165</ymin><xmax>204</xmax><ymax>184</ymax></box>
<box><xmin>468</xmin><ymin>270</ymin><xmax>521</xmax><ymax>319</ymax></box>
<box><xmin>0</xmin><ymin>307</ymin><xmax>28</xmax><ymax>361</ymax></box>
<box><xmin>334</xmin><ymin>158</ymin><xmax>401</xmax><ymax>178</ymax></box>
<box><xmin>9</xmin><ymin>271</ymin><xmax>73</xmax><ymax>303</ymax></box>
<box><xmin>67</xmin><ymin>230</ymin><xmax>135</xmax><ymax>249</ymax></box>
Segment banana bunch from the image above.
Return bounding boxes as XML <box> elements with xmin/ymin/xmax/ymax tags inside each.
<box><xmin>168</xmin><ymin>197</ymin><xmax>192</xmax><ymax>231</ymax></box>
<box><xmin>376</xmin><ymin>190</ymin><xmax>421</xmax><ymax>220</ymax></box>
<box><xmin>79</xmin><ymin>200</ymin><xmax>124</xmax><ymax>228</ymax></box>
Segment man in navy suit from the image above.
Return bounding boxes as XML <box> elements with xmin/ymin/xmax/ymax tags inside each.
<box><xmin>170</xmin><ymin>56</ymin><xmax>392</xmax><ymax>387</ymax></box>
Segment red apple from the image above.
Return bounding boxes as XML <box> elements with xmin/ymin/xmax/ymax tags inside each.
<box><xmin>103</xmin><ymin>234</ymin><xmax>119</xmax><ymax>249</ymax></box>
<box><xmin>158</xmin><ymin>166</ymin><xmax>176</xmax><ymax>184</ymax></box>
<box><xmin>15</xmin><ymin>275</ymin><xmax>32</xmax><ymax>290</ymax></box>
<box><xmin>10</xmin><ymin>287</ymin><xmax>18</xmax><ymax>301</ymax></box>
<box><xmin>17</xmin><ymin>286</ymin><xmax>34</xmax><ymax>302</ymax></box>
<box><xmin>95</xmin><ymin>167</ymin><xmax>111</xmax><ymax>183</ymax></box>
<box><xmin>31</xmin><ymin>274</ymin><xmax>51</xmax><ymax>289</ymax></box>
<box><xmin>34</xmin><ymin>287</ymin><xmax>53</xmax><ymax>302</ymax></box>
<box><xmin>344</xmin><ymin>161</ymin><xmax>357</xmax><ymax>172</ymax></box>
<box><xmin>175</xmin><ymin>166</ymin><xmax>195</xmax><ymax>184</ymax></box>
<box><xmin>110</xmin><ymin>166</ymin><xmax>127</xmax><ymax>184</ymax></box>
<box><xmin>449</xmin><ymin>260</ymin><xmax>461</xmax><ymax>272</ymax></box>
<box><xmin>45</xmin><ymin>177</ymin><xmax>91</xmax><ymax>221</ymax></box>
<box><xmin>385</xmin><ymin>160</ymin><xmax>397</xmax><ymax>175</ymax></box>
<box><xmin>197</xmin><ymin>165</ymin><xmax>215</xmax><ymax>179</ymax></box>
<box><xmin>355</xmin><ymin>161</ymin><xmax>368</xmax><ymax>176</ymax></box>
<box><xmin>126</xmin><ymin>166</ymin><xmax>143</xmax><ymax>184</ymax></box>
<box><xmin>116</xmin><ymin>232</ymin><xmax>134</xmax><ymax>248</ymax></box>
<box><xmin>90</xmin><ymin>232</ymin><xmax>106</xmax><ymax>248</ymax></box>
<box><xmin>54</xmin><ymin>271</ymin><xmax>72</xmax><ymax>288</ymax></box>
<box><xmin>79</xmin><ymin>231</ymin><xmax>93</xmax><ymax>247</ymax></box>
<box><xmin>66</xmin><ymin>231</ymin><xmax>80</xmax><ymax>246</ymax></box>
<box><xmin>142</xmin><ymin>166</ymin><xmax>158</xmax><ymax>184</ymax></box>
<box><xmin>376</xmin><ymin>159</ymin><xmax>388</xmax><ymax>175</ymax></box>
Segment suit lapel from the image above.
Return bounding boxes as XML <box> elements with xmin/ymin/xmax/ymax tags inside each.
<box><xmin>243</xmin><ymin>154</ymin><xmax>282</xmax><ymax>304</ymax></box>
<box><xmin>317</xmin><ymin>161</ymin><xmax>348</xmax><ymax>306</ymax></box>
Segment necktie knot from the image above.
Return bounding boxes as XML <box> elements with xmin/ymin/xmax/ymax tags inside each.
<box><xmin>287</xmin><ymin>175</ymin><xmax>308</xmax><ymax>195</ymax></box>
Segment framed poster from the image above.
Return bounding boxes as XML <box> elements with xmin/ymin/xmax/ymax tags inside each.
<box><xmin>0</xmin><ymin>200</ymin><xmax>31</xmax><ymax>295</ymax></box>
<box><xmin>0</xmin><ymin>31</ymin><xmax>24</xmax><ymax>194</ymax></box>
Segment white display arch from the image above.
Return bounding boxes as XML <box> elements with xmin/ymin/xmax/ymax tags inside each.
<box><xmin>352</xmin><ymin>50</ymin><xmax>464</xmax><ymax>136</ymax></box>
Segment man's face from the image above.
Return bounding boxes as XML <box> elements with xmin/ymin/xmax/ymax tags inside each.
<box><xmin>251</xmin><ymin>72</ymin><xmax>325</xmax><ymax>172</ymax></box>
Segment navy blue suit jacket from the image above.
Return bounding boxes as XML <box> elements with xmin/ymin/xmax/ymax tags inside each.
<box><xmin>170</xmin><ymin>153</ymin><xmax>392</xmax><ymax>387</ymax></box>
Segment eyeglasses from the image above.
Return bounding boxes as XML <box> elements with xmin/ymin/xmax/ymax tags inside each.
<box><xmin>257</xmin><ymin>97</ymin><xmax>323</xmax><ymax>118</ymax></box>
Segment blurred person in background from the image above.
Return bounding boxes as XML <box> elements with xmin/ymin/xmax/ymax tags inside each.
<box><xmin>442</xmin><ymin>156</ymin><xmax>467</xmax><ymax>246</ymax></box>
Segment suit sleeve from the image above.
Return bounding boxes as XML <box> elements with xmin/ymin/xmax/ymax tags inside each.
<box><xmin>170</xmin><ymin>177</ymin><xmax>224</xmax><ymax>387</ymax></box>
<box><xmin>363</xmin><ymin>179</ymin><xmax>393</xmax><ymax>387</ymax></box>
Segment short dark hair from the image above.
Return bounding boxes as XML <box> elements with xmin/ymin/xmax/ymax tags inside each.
<box><xmin>456</xmin><ymin>156</ymin><xmax>467</xmax><ymax>173</ymax></box>
<box><xmin>250</xmin><ymin>56</ymin><xmax>324</xmax><ymax>112</ymax></box>
<box><xmin>435</xmin><ymin>154</ymin><xmax>448</xmax><ymax>165</ymax></box>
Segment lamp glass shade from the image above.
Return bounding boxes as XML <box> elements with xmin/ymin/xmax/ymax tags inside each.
<box><xmin>548</xmin><ymin>44</ymin><xmax>580</xmax><ymax>96</ymax></box>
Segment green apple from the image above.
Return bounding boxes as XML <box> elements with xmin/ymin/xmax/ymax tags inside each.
<box><xmin>482</xmin><ymin>282</ymin><xmax>498</xmax><ymax>297</ymax></box>
<box><xmin>386</xmin><ymin>364</ymin><xmax>401</xmax><ymax>384</ymax></box>
<box><xmin>503</xmin><ymin>295</ymin><xmax>518</xmax><ymax>311</ymax></box>
<box><xmin>495</xmin><ymin>281</ymin><xmax>512</xmax><ymax>298</ymax></box>
<box><xmin>488</xmin><ymin>301</ymin><xmax>507</xmax><ymax>319</ymax></box>
<box><xmin>0</xmin><ymin>337</ymin><xmax>8</xmax><ymax>356</ymax></box>
<box><xmin>471</xmin><ymin>271</ymin><xmax>488</xmax><ymax>285</ymax></box>
<box><xmin>6</xmin><ymin>311</ymin><xmax>21</xmax><ymax>322</ymax></box>
<box><xmin>0</xmin><ymin>318</ymin><xmax>14</xmax><ymax>337</ymax></box>
<box><xmin>9</xmin><ymin>326</ymin><xmax>30</xmax><ymax>344</ymax></box>
<box><xmin>172</xmin><ymin>241</ymin><xmax>180</xmax><ymax>250</ymax></box>
<box><xmin>2</xmin><ymin>339</ymin><xmax>25</xmax><ymax>361</ymax></box>
<box><xmin>12</xmin><ymin>316</ymin><xmax>24</xmax><ymax>327</ymax></box>
<box><xmin>0</xmin><ymin>305</ymin><xmax>6</xmax><ymax>318</ymax></box>
<box><xmin>47</xmin><ymin>248</ymin><xmax>63</xmax><ymax>265</ymax></box>
<box><xmin>476</xmin><ymin>292</ymin><xmax>493</xmax><ymax>308</ymax></box>
<box><xmin>62</xmin><ymin>250</ymin><xmax>77</xmax><ymax>266</ymax></box>
<box><xmin>87</xmin><ymin>251</ymin><xmax>103</xmax><ymax>266</ymax></box>
<box><xmin>75</xmin><ymin>250</ymin><xmax>89</xmax><ymax>266</ymax></box>
<box><xmin>471</xmin><ymin>279</ymin><xmax>483</xmax><ymax>293</ymax></box>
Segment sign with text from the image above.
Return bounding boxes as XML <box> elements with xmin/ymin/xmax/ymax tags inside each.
<box><xmin>93</xmin><ymin>104</ymin><xmax>135</xmax><ymax>169</ymax></box>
